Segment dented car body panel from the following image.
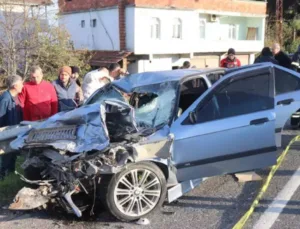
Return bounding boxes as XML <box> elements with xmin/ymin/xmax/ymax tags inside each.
<box><xmin>2</xmin><ymin>64</ymin><xmax>295</xmax><ymax>220</ymax></box>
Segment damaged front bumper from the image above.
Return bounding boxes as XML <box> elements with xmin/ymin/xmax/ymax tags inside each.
<box><xmin>9</xmin><ymin>184</ymin><xmax>84</xmax><ymax>218</ymax></box>
<box><xmin>7</xmin><ymin>101</ymin><xmax>175</xmax><ymax>218</ymax></box>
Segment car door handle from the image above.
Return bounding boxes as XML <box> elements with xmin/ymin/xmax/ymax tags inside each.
<box><xmin>250</xmin><ymin>118</ymin><xmax>269</xmax><ymax>125</ymax></box>
<box><xmin>277</xmin><ymin>99</ymin><xmax>294</xmax><ymax>106</ymax></box>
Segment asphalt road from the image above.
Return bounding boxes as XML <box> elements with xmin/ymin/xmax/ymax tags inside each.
<box><xmin>0</xmin><ymin>130</ymin><xmax>300</xmax><ymax>229</ymax></box>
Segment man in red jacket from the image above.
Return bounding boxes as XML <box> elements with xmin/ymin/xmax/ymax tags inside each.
<box><xmin>220</xmin><ymin>48</ymin><xmax>241</xmax><ymax>68</ymax></box>
<box><xmin>19</xmin><ymin>66</ymin><xmax>58</xmax><ymax>121</ymax></box>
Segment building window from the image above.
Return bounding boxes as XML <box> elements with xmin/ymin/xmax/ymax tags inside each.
<box><xmin>246</xmin><ymin>27</ymin><xmax>259</xmax><ymax>40</ymax></box>
<box><xmin>199</xmin><ymin>19</ymin><xmax>206</xmax><ymax>39</ymax></box>
<box><xmin>172</xmin><ymin>18</ymin><xmax>182</xmax><ymax>39</ymax></box>
<box><xmin>150</xmin><ymin>18</ymin><xmax>160</xmax><ymax>39</ymax></box>
<box><xmin>91</xmin><ymin>19</ymin><xmax>97</xmax><ymax>28</ymax></box>
<box><xmin>228</xmin><ymin>24</ymin><xmax>237</xmax><ymax>40</ymax></box>
<box><xmin>81</xmin><ymin>20</ymin><xmax>85</xmax><ymax>28</ymax></box>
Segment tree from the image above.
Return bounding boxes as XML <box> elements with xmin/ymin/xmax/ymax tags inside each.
<box><xmin>30</xmin><ymin>26</ymin><xmax>92</xmax><ymax>81</ymax></box>
<box><xmin>0</xmin><ymin>0</ymin><xmax>90</xmax><ymax>86</ymax></box>
<box><xmin>266</xmin><ymin>0</ymin><xmax>300</xmax><ymax>53</ymax></box>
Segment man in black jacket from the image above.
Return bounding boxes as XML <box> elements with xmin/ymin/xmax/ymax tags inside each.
<box><xmin>254</xmin><ymin>47</ymin><xmax>279</xmax><ymax>64</ymax></box>
<box><xmin>0</xmin><ymin>75</ymin><xmax>23</xmax><ymax>179</ymax></box>
<box><xmin>292</xmin><ymin>45</ymin><xmax>300</xmax><ymax>72</ymax></box>
<box><xmin>272</xmin><ymin>43</ymin><xmax>292</xmax><ymax>69</ymax></box>
<box><xmin>70</xmin><ymin>66</ymin><xmax>81</xmax><ymax>87</ymax></box>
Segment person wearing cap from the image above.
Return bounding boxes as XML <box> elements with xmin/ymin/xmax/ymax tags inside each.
<box><xmin>220</xmin><ymin>48</ymin><xmax>241</xmax><ymax>68</ymax></box>
<box><xmin>19</xmin><ymin>66</ymin><xmax>58</xmax><ymax>121</ymax></box>
<box><xmin>52</xmin><ymin>66</ymin><xmax>84</xmax><ymax>112</ymax></box>
<box><xmin>70</xmin><ymin>66</ymin><xmax>81</xmax><ymax>87</ymax></box>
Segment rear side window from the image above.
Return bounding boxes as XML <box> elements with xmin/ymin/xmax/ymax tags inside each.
<box><xmin>207</xmin><ymin>73</ymin><xmax>223</xmax><ymax>85</ymax></box>
<box><xmin>196</xmin><ymin>74</ymin><xmax>273</xmax><ymax>123</ymax></box>
<box><xmin>275</xmin><ymin>68</ymin><xmax>300</xmax><ymax>95</ymax></box>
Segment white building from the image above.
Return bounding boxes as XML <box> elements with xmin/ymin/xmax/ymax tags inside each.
<box><xmin>59</xmin><ymin>0</ymin><xmax>267</xmax><ymax>73</ymax></box>
<box><xmin>0</xmin><ymin>0</ymin><xmax>59</xmax><ymax>26</ymax></box>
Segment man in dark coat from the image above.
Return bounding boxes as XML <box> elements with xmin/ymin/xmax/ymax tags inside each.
<box><xmin>0</xmin><ymin>74</ymin><xmax>23</xmax><ymax>179</ymax></box>
<box><xmin>181</xmin><ymin>61</ymin><xmax>191</xmax><ymax>69</ymax></box>
<box><xmin>292</xmin><ymin>45</ymin><xmax>300</xmax><ymax>72</ymax></box>
<box><xmin>70</xmin><ymin>66</ymin><xmax>81</xmax><ymax>87</ymax></box>
<box><xmin>272</xmin><ymin>43</ymin><xmax>292</xmax><ymax>69</ymax></box>
<box><xmin>254</xmin><ymin>47</ymin><xmax>279</xmax><ymax>64</ymax></box>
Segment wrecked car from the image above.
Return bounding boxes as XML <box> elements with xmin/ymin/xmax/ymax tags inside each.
<box><xmin>1</xmin><ymin>63</ymin><xmax>300</xmax><ymax>222</ymax></box>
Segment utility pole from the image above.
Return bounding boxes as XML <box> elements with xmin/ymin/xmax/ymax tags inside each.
<box><xmin>276</xmin><ymin>0</ymin><xmax>283</xmax><ymax>45</ymax></box>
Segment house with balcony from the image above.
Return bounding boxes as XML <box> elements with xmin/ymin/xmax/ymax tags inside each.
<box><xmin>59</xmin><ymin>0</ymin><xmax>267</xmax><ymax>73</ymax></box>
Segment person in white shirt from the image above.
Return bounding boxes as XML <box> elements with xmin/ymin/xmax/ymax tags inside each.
<box><xmin>108</xmin><ymin>63</ymin><xmax>128</xmax><ymax>80</ymax></box>
<box><xmin>82</xmin><ymin>67</ymin><xmax>113</xmax><ymax>102</ymax></box>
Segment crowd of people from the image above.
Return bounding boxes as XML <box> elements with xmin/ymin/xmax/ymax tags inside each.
<box><xmin>0</xmin><ymin>63</ymin><xmax>126</xmax><ymax>179</ymax></box>
<box><xmin>180</xmin><ymin>43</ymin><xmax>299</xmax><ymax>71</ymax></box>
<box><xmin>254</xmin><ymin>43</ymin><xmax>293</xmax><ymax>69</ymax></box>
<box><xmin>219</xmin><ymin>43</ymin><xmax>296</xmax><ymax>70</ymax></box>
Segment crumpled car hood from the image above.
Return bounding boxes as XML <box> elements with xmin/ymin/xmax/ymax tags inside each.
<box><xmin>10</xmin><ymin>100</ymin><xmax>138</xmax><ymax>153</ymax></box>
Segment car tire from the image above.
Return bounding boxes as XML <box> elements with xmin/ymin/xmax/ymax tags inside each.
<box><xmin>104</xmin><ymin>162</ymin><xmax>167</xmax><ymax>222</ymax></box>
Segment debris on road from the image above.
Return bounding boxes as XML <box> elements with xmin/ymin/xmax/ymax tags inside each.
<box><xmin>135</xmin><ymin>218</ymin><xmax>150</xmax><ymax>225</ymax></box>
<box><xmin>234</xmin><ymin>172</ymin><xmax>262</xmax><ymax>183</ymax></box>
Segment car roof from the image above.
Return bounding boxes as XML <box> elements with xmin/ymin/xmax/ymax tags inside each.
<box><xmin>113</xmin><ymin>68</ymin><xmax>224</xmax><ymax>92</ymax></box>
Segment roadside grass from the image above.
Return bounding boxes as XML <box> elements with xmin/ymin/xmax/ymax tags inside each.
<box><xmin>0</xmin><ymin>156</ymin><xmax>25</xmax><ymax>206</ymax></box>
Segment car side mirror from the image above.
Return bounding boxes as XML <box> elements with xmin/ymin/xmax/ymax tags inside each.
<box><xmin>189</xmin><ymin>111</ymin><xmax>197</xmax><ymax>124</ymax></box>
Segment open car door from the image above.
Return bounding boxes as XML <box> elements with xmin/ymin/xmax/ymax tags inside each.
<box><xmin>170</xmin><ymin>65</ymin><xmax>277</xmax><ymax>182</ymax></box>
<box><xmin>273</xmin><ymin>66</ymin><xmax>300</xmax><ymax>147</ymax></box>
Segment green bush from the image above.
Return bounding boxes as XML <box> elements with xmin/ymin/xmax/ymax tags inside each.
<box><xmin>0</xmin><ymin>156</ymin><xmax>25</xmax><ymax>206</ymax></box>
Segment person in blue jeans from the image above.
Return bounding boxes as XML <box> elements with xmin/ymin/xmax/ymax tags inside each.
<box><xmin>0</xmin><ymin>74</ymin><xmax>23</xmax><ymax>180</ymax></box>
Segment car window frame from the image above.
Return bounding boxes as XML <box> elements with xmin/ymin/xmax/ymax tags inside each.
<box><xmin>173</xmin><ymin>74</ymin><xmax>212</xmax><ymax>122</ymax></box>
<box><xmin>182</xmin><ymin>66</ymin><xmax>274</xmax><ymax>125</ymax></box>
<box><xmin>274</xmin><ymin>65</ymin><xmax>300</xmax><ymax>95</ymax></box>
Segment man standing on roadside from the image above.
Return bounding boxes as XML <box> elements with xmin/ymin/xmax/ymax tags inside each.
<box><xmin>19</xmin><ymin>66</ymin><xmax>58</xmax><ymax>121</ymax></box>
<box><xmin>272</xmin><ymin>43</ymin><xmax>292</xmax><ymax>69</ymax></box>
<box><xmin>108</xmin><ymin>63</ymin><xmax>128</xmax><ymax>80</ymax></box>
<box><xmin>254</xmin><ymin>47</ymin><xmax>279</xmax><ymax>64</ymax></box>
<box><xmin>82</xmin><ymin>67</ymin><xmax>112</xmax><ymax>102</ymax></box>
<box><xmin>70</xmin><ymin>66</ymin><xmax>81</xmax><ymax>87</ymax></box>
<box><xmin>181</xmin><ymin>61</ymin><xmax>191</xmax><ymax>69</ymax></box>
<box><xmin>0</xmin><ymin>75</ymin><xmax>23</xmax><ymax>179</ymax></box>
<box><xmin>52</xmin><ymin>66</ymin><xmax>83</xmax><ymax>111</ymax></box>
<box><xmin>292</xmin><ymin>45</ymin><xmax>300</xmax><ymax>72</ymax></box>
<box><xmin>220</xmin><ymin>48</ymin><xmax>241</xmax><ymax>68</ymax></box>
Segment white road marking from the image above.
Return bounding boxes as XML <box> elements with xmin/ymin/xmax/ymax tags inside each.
<box><xmin>253</xmin><ymin>166</ymin><xmax>300</xmax><ymax>229</ymax></box>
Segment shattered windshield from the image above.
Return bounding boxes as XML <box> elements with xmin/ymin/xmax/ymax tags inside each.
<box><xmin>85</xmin><ymin>84</ymin><xmax>126</xmax><ymax>105</ymax></box>
<box><xmin>85</xmin><ymin>81</ymin><xmax>178</xmax><ymax>129</ymax></box>
<box><xmin>131</xmin><ymin>82</ymin><xmax>178</xmax><ymax>128</ymax></box>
